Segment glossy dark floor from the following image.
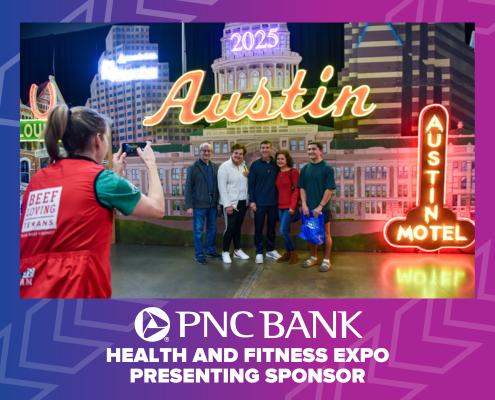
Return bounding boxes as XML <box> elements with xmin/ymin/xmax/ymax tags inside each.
<box><xmin>110</xmin><ymin>244</ymin><xmax>475</xmax><ymax>299</ymax></box>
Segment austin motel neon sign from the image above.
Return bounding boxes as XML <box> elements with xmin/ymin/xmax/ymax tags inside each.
<box><xmin>383</xmin><ymin>104</ymin><xmax>475</xmax><ymax>252</ymax></box>
<box><xmin>143</xmin><ymin>66</ymin><xmax>376</xmax><ymax>126</ymax></box>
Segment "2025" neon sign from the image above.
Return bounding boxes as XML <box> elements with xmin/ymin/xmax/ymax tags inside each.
<box><xmin>231</xmin><ymin>28</ymin><xmax>279</xmax><ymax>52</ymax></box>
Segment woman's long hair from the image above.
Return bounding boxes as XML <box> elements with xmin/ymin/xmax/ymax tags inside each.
<box><xmin>43</xmin><ymin>105</ymin><xmax>110</xmax><ymax>162</ymax></box>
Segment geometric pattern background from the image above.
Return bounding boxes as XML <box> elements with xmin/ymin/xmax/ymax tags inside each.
<box><xmin>3</xmin><ymin>0</ymin><xmax>494</xmax><ymax>399</ymax></box>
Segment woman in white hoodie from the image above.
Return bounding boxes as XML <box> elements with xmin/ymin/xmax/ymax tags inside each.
<box><xmin>218</xmin><ymin>143</ymin><xmax>250</xmax><ymax>264</ymax></box>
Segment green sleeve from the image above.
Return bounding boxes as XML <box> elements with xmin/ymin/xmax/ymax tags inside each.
<box><xmin>95</xmin><ymin>170</ymin><xmax>142</xmax><ymax>216</ymax></box>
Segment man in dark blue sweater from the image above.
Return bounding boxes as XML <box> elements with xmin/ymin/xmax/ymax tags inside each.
<box><xmin>249</xmin><ymin>140</ymin><xmax>282</xmax><ymax>263</ymax></box>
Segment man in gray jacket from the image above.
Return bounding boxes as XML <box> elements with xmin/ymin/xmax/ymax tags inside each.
<box><xmin>185</xmin><ymin>142</ymin><xmax>222</xmax><ymax>264</ymax></box>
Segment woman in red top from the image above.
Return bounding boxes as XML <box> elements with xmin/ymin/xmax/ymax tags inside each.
<box><xmin>275</xmin><ymin>150</ymin><xmax>300</xmax><ymax>264</ymax></box>
<box><xmin>20</xmin><ymin>105</ymin><xmax>165</xmax><ymax>298</ymax></box>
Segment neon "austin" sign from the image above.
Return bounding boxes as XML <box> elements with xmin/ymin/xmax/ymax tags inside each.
<box><xmin>143</xmin><ymin>66</ymin><xmax>376</xmax><ymax>126</ymax></box>
<box><xmin>384</xmin><ymin>104</ymin><xmax>475</xmax><ymax>252</ymax></box>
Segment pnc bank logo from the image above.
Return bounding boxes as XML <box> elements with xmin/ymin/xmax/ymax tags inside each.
<box><xmin>134</xmin><ymin>307</ymin><xmax>170</xmax><ymax>342</ymax></box>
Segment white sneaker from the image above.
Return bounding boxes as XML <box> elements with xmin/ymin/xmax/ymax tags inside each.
<box><xmin>266</xmin><ymin>250</ymin><xmax>282</xmax><ymax>260</ymax></box>
<box><xmin>255</xmin><ymin>254</ymin><xmax>264</xmax><ymax>264</ymax></box>
<box><xmin>222</xmin><ymin>252</ymin><xmax>232</xmax><ymax>264</ymax></box>
<box><xmin>234</xmin><ymin>249</ymin><xmax>250</xmax><ymax>259</ymax></box>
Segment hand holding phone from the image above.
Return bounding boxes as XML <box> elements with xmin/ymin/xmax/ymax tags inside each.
<box><xmin>121</xmin><ymin>142</ymin><xmax>147</xmax><ymax>157</ymax></box>
<box><xmin>136</xmin><ymin>141</ymin><xmax>156</xmax><ymax>168</ymax></box>
<box><xmin>113</xmin><ymin>146</ymin><xmax>126</xmax><ymax>178</ymax></box>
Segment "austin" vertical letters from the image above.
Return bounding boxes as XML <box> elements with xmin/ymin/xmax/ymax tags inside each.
<box><xmin>383</xmin><ymin>104</ymin><xmax>475</xmax><ymax>251</ymax></box>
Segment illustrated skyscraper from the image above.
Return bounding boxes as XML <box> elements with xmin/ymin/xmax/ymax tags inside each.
<box><xmin>334</xmin><ymin>23</ymin><xmax>475</xmax><ymax>137</ymax></box>
<box><xmin>86</xmin><ymin>25</ymin><xmax>201</xmax><ymax>146</ymax></box>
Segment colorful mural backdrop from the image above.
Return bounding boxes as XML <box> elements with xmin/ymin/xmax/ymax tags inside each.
<box><xmin>6</xmin><ymin>2</ymin><xmax>493</xmax><ymax>400</ymax></box>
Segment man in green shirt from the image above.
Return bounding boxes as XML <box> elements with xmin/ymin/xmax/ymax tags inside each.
<box><xmin>297</xmin><ymin>141</ymin><xmax>336</xmax><ymax>272</ymax></box>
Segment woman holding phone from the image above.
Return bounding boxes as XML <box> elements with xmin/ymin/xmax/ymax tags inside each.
<box><xmin>275</xmin><ymin>150</ymin><xmax>300</xmax><ymax>264</ymax></box>
<box><xmin>20</xmin><ymin>105</ymin><xmax>165</xmax><ymax>299</ymax></box>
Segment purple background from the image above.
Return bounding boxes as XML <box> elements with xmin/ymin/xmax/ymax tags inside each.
<box><xmin>2</xmin><ymin>1</ymin><xmax>493</xmax><ymax>399</ymax></box>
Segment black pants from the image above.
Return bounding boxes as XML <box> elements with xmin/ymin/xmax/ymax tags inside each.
<box><xmin>254</xmin><ymin>204</ymin><xmax>278</xmax><ymax>254</ymax></box>
<box><xmin>223</xmin><ymin>200</ymin><xmax>248</xmax><ymax>252</ymax></box>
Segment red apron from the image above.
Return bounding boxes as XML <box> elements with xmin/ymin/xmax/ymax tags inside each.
<box><xmin>20</xmin><ymin>157</ymin><xmax>114</xmax><ymax>298</ymax></box>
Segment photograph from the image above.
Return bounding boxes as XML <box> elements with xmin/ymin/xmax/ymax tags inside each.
<box><xmin>20</xmin><ymin>22</ymin><xmax>475</xmax><ymax>299</ymax></box>
<box><xmin>5</xmin><ymin>1</ymin><xmax>495</xmax><ymax>399</ymax></box>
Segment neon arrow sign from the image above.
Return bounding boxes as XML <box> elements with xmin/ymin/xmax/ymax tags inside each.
<box><xmin>383</xmin><ymin>104</ymin><xmax>475</xmax><ymax>252</ymax></box>
<box><xmin>143</xmin><ymin>66</ymin><xmax>376</xmax><ymax>126</ymax></box>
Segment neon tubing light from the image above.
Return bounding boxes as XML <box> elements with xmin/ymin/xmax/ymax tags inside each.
<box><xmin>143</xmin><ymin>65</ymin><xmax>376</xmax><ymax>126</ymax></box>
<box><xmin>29</xmin><ymin>82</ymin><xmax>57</xmax><ymax>120</ymax></box>
<box><xmin>232</xmin><ymin>28</ymin><xmax>279</xmax><ymax>52</ymax></box>
<box><xmin>116</xmin><ymin>52</ymin><xmax>158</xmax><ymax>64</ymax></box>
<box><xmin>101</xmin><ymin>59</ymin><xmax>158</xmax><ymax>82</ymax></box>
<box><xmin>383</xmin><ymin>104</ymin><xmax>475</xmax><ymax>252</ymax></box>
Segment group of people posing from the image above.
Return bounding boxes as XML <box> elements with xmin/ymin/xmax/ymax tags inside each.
<box><xmin>185</xmin><ymin>140</ymin><xmax>336</xmax><ymax>273</ymax></box>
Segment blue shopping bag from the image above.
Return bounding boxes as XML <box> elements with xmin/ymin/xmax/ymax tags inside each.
<box><xmin>298</xmin><ymin>210</ymin><xmax>325</xmax><ymax>245</ymax></box>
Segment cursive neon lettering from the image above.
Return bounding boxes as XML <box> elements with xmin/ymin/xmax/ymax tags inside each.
<box><xmin>143</xmin><ymin>66</ymin><xmax>375</xmax><ymax>126</ymax></box>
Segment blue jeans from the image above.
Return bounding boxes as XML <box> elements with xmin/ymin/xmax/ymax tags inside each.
<box><xmin>193</xmin><ymin>206</ymin><xmax>217</xmax><ymax>258</ymax></box>
<box><xmin>279</xmin><ymin>208</ymin><xmax>297</xmax><ymax>252</ymax></box>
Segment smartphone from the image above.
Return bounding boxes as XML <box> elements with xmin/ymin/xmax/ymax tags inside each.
<box><xmin>121</xmin><ymin>142</ymin><xmax>147</xmax><ymax>157</ymax></box>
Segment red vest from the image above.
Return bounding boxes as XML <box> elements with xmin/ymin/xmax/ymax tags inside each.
<box><xmin>20</xmin><ymin>157</ymin><xmax>114</xmax><ymax>298</ymax></box>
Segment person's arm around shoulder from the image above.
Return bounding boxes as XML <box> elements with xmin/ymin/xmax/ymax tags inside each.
<box><xmin>130</xmin><ymin>142</ymin><xmax>165</xmax><ymax>219</ymax></box>
<box><xmin>185</xmin><ymin>163</ymin><xmax>194</xmax><ymax>218</ymax></box>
